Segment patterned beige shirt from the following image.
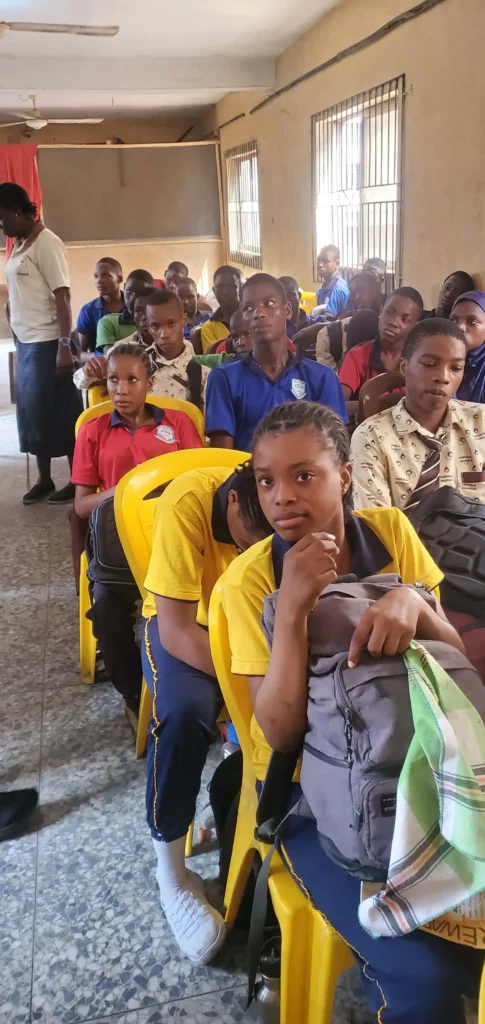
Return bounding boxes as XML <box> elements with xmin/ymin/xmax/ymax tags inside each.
<box><xmin>315</xmin><ymin>317</ymin><xmax>352</xmax><ymax>369</ymax></box>
<box><xmin>74</xmin><ymin>340</ymin><xmax>210</xmax><ymax>410</ymax></box>
<box><xmin>350</xmin><ymin>398</ymin><xmax>485</xmax><ymax>510</ymax></box>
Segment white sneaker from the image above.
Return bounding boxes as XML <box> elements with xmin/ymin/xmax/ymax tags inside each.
<box><xmin>159</xmin><ymin>874</ymin><xmax>226</xmax><ymax>965</ymax></box>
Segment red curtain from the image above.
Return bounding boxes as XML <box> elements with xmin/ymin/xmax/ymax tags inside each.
<box><xmin>0</xmin><ymin>144</ymin><xmax>43</xmax><ymax>255</ymax></box>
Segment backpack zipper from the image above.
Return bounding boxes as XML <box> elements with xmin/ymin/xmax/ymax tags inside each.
<box><xmin>303</xmin><ymin>741</ymin><xmax>349</xmax><ymax>768</ymax></box>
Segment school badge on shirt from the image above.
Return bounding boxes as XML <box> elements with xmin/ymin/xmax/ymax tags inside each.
<box><xmin>291</xmin><ymin>379</ymin><xmax>306</xmax><ymax>400</ymax></box>
<box><xmin>155</xmin><ymin>424</ymin><xmax>176</xmax><ymax>444</ymax></box>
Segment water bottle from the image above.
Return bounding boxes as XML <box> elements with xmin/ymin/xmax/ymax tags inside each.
<box><xmin>243</xmin><ymin>945</ymin><xmax>281</xmax><ymax>1023</ymax></box>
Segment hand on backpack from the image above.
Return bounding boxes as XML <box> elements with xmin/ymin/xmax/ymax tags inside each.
<box><xmin>279</xmin><ymin>532</ymin><xmax>339</xmax><ymax>618</ymax></box>
<box><xmin>348</xmin><ymin>586</ymin><xmax>423</xmax><ymax>667</ymax></box>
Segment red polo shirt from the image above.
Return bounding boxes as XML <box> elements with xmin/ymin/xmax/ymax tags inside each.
<box><xmin>338</xmin><ymin>337</ymin><xmax>385</xmax><ymax>397</ymax></box>
<box><xmin>72</xmin><ymin>404</ymin><xmax>202</xmax><ymax>491</ymax></box>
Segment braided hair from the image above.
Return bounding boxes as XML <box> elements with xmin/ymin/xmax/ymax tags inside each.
<box><xmin>252</xmin><ymin>401</ymin><xmax>350</xmax><ymax>463</ymax></box>
<box><xmin>252</xmin><ymin>401</ymin><xmax>351</xmax><ymax>508</ymax></box>
<box><xmin>106</xmin><ymin>342</ymin><xmax>155</xmax><ymax>377</ymax></box>
<box><xmin>231</xmin><ymin>461</ymin><xmax>272</xmax><ymax>536</ymax></box>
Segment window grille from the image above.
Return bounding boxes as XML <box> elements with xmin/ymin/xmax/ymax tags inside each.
<box><xmin>312</xmin><ymin>76</ymin><xmax>404</xmax><ymax>289</ymax></box>
<box><xmin>225</xmin><ymin>140</ymin><xmax>262</xmax><ymax>269</ymax></box>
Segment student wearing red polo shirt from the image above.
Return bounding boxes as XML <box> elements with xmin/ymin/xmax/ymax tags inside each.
<box><xmin>338</xmin><ymin>287</ymin><xmax>423</xmax><ymax>411</ymax></box>
<box><xmin>72</xmin><ymin>342</ymin><xmax>202</xmax><ymax>722</ymax></box>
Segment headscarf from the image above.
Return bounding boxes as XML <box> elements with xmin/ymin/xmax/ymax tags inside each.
<box><xmin>451</xmin><ymin>290</ymin><xmax>485</xmax><ymax>315</ymax></box>
<box><xmin>452</xmin><ymin>291</ymin><xmax>485</xmax><ymax>403</ymax></box>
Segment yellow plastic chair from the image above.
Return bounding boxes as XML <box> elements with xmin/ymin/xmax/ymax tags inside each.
<box><xmin>209</xmin><ymin>577</ymin><xmax>354</xmax><ymax>1024</ymax></box>
<box><xmin>75</xmin><ymin>396</ymin><xmax>206</xmax><ymax>689</ymax></box>
<box><xmin>79</xmin><ymin>550</ymin><xmax>97</xmax><ymax>684</ymax></box>
<box><xmin>87</xmin><ymin>383</ymin><xmax>109</xmax><ymax>407</ymax></box>
<box><xmin>114</xmin><ymin>447</ymin><xmax>250</xmax><ymax>853</ymax></box>
<box><xmin>76</xmin><ymin>394</ymin><xmax>205</xmax><ymax>442</ymax></box>
<box><xmin>300</xmin><ymin>290</ymin><xmax>318</xmax><ymax>315</ymax></box>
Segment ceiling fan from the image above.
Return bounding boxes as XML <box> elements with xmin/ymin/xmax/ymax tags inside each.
<box><xmin>0</xmin><ymin>22</ymin><xmax>118</xmax><ymax>39</ymax></box>
<box><xmin>0</xmin><ymin>95</ymin><xmax>104</xmax><ymax>131</ymax></box>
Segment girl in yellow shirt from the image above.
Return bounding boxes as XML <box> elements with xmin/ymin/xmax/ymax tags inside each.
<box><xmin>222</xmin><ymin>401</ymin><xmax>481</xmax><ymax>1024</ymax></box>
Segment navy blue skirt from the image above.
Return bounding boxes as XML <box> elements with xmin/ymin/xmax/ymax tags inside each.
<box><xmin>15</xmin><ymin>338</ymin><xmax>83</xmax><ymax>458</ymax></box>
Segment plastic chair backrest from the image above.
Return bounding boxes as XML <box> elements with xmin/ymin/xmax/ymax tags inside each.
<box><xmin>300</xmin><ymin>290</ymin><xmax>318</xmax><ymax>315</ymax></box>
<box><xmin>87</xmin><ymin>384</ymin><xmax>109</xmax><ymax>407</ymax></box>
<box><xmin>114</xmin><ymin>448</ymin><xmax>249</xmax><ymax>595</ymax></box>
<box><xmin>209</xmin><ymin>575</ymin><xmax>255</xmax><ymax>770</ymax></box>
<box><xmin>357</xmin><ymin>371</ymin><xmax>405</xmax><ymax>424</ymax></box>
<box><xmin>75</xmin><ymin>394</ymin><xmax>205</xmax><ymax>441</ymax></box>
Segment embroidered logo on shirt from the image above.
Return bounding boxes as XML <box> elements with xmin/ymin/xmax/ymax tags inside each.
<box><xmin>155</xmin><ymin>425</ymin><xmax>176</xmax><ymax>444</ymax></box>
<box><xmin>291</xmin><ymin>379</ymin><xmax>306</xmax><ymax>400</ymax></box>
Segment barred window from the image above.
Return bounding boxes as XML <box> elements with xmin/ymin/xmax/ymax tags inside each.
<box><xmin>312</xmin><ymin>76</ymin><xmax>404</xmax><ymax>290</ymax></box>
<box><xmin>225</xmin><ymin>141</ymin><xmax>262</xmax><ymax>270</ymax></box>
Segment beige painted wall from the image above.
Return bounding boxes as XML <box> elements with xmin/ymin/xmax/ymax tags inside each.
<box><xmin>3</xmin><ymin>116</ymin><xmax>204</xmax><ymax>146</ymax></box>
<box><xmin>0</xmin><ymin>237</ymin><xmax>223</xmax><ymax>329</ymax></box>
<box><xmin>216</xmin><ymin>0</ymin><xmax>485</xmax><ymax>307</ymax></box>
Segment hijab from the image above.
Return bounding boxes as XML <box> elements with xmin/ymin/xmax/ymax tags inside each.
<box><xmin>452</xmin><ymin>291</ymin><xmax>485</xmax><ymax>404</ymax></box>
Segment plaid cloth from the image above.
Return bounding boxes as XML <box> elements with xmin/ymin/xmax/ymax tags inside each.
<box><xmin>359</xmin><ymin>641</ymin><xmax>485</xmax><ymax>938</ymax></box>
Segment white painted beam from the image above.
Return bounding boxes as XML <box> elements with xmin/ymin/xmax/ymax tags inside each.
<box><xmin>0</xmin><ymin>56</ymin><xmax>275</xmax><ymax>92</ymax></box>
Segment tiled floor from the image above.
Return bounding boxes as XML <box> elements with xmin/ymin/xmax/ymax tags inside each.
<box><xmin>0</xmin><ymin>338</ymin><xmax>372</xmax><ymax>1024</ymax></box>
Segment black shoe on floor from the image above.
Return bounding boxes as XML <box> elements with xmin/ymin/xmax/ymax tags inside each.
<box><xmin>47</xmin><ymin>482</ymin><xmax>76</xmax><ymax>505</ymax></box>
<box><xmin>23</xmin><ymin>479</ymin><xmax>55</xmax><ymax>505</ymax></box>
<box><xmin>0</xmin><ymin>789</ymin><xmax>39</xmax><ymax>840</ymax></box>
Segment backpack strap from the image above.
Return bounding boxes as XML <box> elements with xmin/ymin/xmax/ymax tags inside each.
<box><xmin>186</xmin><ymin>358</ymin><xmax>203</xmax><ymax>409</ymax></box>
<box><xmin>327</xmin><ymin>320</ymin><xmax>344</xmax><ymax>367</ymax></box>
<box><xmin>271</xmin><ymin>533</ymin><xmax>292</xmax><ymax>589</ymax></box>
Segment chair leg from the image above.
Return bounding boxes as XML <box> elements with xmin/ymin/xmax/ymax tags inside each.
<box><xmin>223</xmin><ymin>777</ymin><xmax>258</xmax><ymax>927</ymax></box>
<box><xmin>268</xmin><ymin>854</ymin><xmax>353</xmax><ymax>1024</ymax></box>
<box><xmin>308</xmin><ymin>912</ymin><xmax>355</xmax><ymax>1023</ymax></box>
<box><xmin>136</xmin><ymin>678</ymin><xmax>151</xmax><ymax>759</ymax></box>
<box><xmin>185</xmin><ymin>822</ymin><xmax>195</xmax><ymax>858</ymax></box>
<box><xmin>79</xmin><ymin>552</ymin><xmax>96</xmax><ymax>685</ymax></box>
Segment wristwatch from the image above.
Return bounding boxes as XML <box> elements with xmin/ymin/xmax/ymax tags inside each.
<box><xmin>59</xmin><ymin>336</ymin><xmax>71</xmax><ymax>348</ymax></box>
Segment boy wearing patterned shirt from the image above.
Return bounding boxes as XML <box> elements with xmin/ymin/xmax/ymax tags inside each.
<box><xmin>351</xmin><ymin>319</ymin><xmax>485</xmax><ymax>510</ymax></box>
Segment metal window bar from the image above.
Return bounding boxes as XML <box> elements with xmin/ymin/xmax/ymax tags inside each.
<box><xmin>312</xmin><ymin>75</ymin><xmax>404</xmax><ymax>291</ymax></box>
<box><xmin>225</xmin><ymin>140</ymin><xmax>262</xmax><ymax>270</ymax></box>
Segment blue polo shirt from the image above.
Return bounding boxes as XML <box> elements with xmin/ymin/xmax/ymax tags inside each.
<box><xmin>315</xmin><ymin>273</ymin><xmax>350</xmax><ymax>318</ymax></box>
<box><xmin>77</xmin><ymin>295</ymin><xmax>127</xmax><ymax>349</ymax></box>
<box><xmin>204</xmin><ymin>352</ymin><xmax>347</xmax><ymax>452</ymax></box>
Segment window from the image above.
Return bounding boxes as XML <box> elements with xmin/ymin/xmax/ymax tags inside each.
<box><xmin>225</xmin><ymin>141</ymin><xmax>262</xmax><ymax>269</ymax></box>
<box><xmin>312</xmin><ymin>76</ymin><xmax>404</xmax><ymax>289</ymax></box>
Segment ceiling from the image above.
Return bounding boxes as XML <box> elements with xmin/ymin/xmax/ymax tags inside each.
<box><xmin>0</xmin><ymin>0</ymin><xmax>340</xmax><ymax>120</ymax></box>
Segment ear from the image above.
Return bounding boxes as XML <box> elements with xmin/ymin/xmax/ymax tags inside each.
<box><xmin>340</xmin><ymin>462</ymin><xmax>352</xmax><ymax>497</ymax></box>
<box><xmin>147</xmin><ymin>376</ymin><xmax>154</xmax><ymax>393</ymax></box>
<box><xmin>227</xmin><ymin>488</ymin><xmax>238</xmax><ymax>506</ymax></box>
<box><xmin>284</xmin><ymin>300</ymin><xmax>293</xmax><ymax>321</ymax></box>
<box><xmin>400</xmin><ymin>356</ymin><xmax>408</xmax><ymax>375</ymax></box>
<box><xmin>183</xmin><ymin>312</ymin><xmax>188</xmax><ymax>325</ymax></box>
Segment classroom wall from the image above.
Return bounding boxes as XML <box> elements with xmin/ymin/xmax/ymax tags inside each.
<box><xmin>216</xmin><ymin>0</ymin><xmax>485</xmax><ymax>308</ymax></box>
<box><xmin>0</xmin><ymin>236</ymin><xmax>223</xmax><ymax>330</ymax></box>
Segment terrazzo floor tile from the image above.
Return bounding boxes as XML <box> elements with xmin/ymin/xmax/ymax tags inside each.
<box><xmin>0</xmin><ymin>688</ymin><xmax>43</xmax><ymax>788</ymax></box>
<box><xmin>83</xmin><ymin>987</ymin><xmax>248</xmax><ymax>1024</ymax></box>
<box><xmin>0</xmin><ymin>832</ymin><xmax>38</xmax><ymax>1024</ymax></box>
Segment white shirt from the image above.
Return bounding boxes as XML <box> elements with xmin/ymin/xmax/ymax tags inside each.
<box><xmin>5</xmin><ymin>226</ymin><xmax>70</xmax><ymax>343</ymax></box>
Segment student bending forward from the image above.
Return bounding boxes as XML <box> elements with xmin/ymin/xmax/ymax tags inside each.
<box><xmin>221</xmin><ymin>401</ymin><xmax>482</xmax><ymax>1024</ymax></box>
<box><xmin>141</xmin><ymin>462</ymin><xmax>271</xmax><ymax>965</ymax></box>
<box><xmin>72</xmin><ymin>343</ymin><xmax>202</xmax><ymax>719</ymax></box>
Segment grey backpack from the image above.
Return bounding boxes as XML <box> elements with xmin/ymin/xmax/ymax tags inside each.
<box><xmin>261</xmin><ymin>574</ymin><xmax>485</xmax><ymax>881</ymax></box>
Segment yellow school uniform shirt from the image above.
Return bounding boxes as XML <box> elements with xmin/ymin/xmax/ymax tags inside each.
<box><xmin>200</xmin><ymin>318</ymin><xmax>230</xmax><ymax>353</ymax></box>
<box><xmin>221</xmin><ymin>506</ymin><xmax>443</xmax><ymax>781</ymax></box>
<box><xmin>143</xmin><ymin>466</ymin><xmax>238</xmax><ymax>622</ymax></box>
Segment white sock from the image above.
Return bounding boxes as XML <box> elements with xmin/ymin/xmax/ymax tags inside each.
<box><xmin>152</xmin><ymin>836</ymin><xmax>189</xmax><ymax>901</ymax></box>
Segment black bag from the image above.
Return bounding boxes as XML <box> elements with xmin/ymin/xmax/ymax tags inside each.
<box><xmin>408</xmin><ymin>486</ymin><xmax>485</xmax><ymax>617</ymax></box>
<box><xmin>85</xmin><ymin>496</ymin><xmax>134</xmax><ymax>586</ymax></box>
